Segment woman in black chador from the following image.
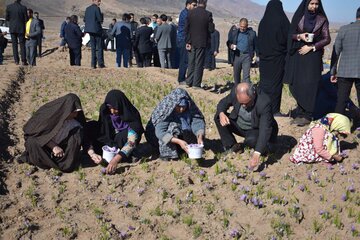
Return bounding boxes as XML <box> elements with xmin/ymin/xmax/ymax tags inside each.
<box><xmin>19</xmin><ymin>94</ymin><xmax>86</xmax><ymax>172</ymax></box>
<box><xmin>283</xmin><ymin>0</ymin><xmax>331</xmax><ymax>126</ymax></box>
<box><xmin>258</xmin><ymin>0</ymin><xmax>290</xmax><ymax>115</ymax></box>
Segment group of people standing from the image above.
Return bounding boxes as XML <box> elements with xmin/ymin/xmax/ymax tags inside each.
<box><xmin>5</xmin><ymin>0</ymin><xmax>45</xmax><ymax>66</ymax></box>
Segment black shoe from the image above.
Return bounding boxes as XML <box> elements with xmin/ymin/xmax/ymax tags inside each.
<box><xmin>15</xmin><ymin>62</ymin><xmax>20</xmax><ymax>65</ymax></box>
<box><xmin>22</xmin><ymin>62</ymin><xmax>28</xmax><ymax>66</ymax></box>
<box><xmin>91</xmin><ymin>65</ymin><xmax>97</xmax><ymax>69</ymax></box>
<box><xmin>99</xmin><ymin>64</ymin><xmax>106</xmax><ymax>68</ymax></box>
<box><xmin>292</xmin><ymin>117</ymin><xmax>311</xmax><ymax>127</ymax></box>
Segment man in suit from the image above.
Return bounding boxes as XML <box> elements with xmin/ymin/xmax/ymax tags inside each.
<box><xmin>25</xmin><ymin>9</ymin><xmax>41</xmax><ymax>66</ymax></box>
<box><xmin>227</xmin><ymin>18</ymin><xmax>258</xmax><ymax>84</ymax></box>
<box><xmin>59</xmin><ymin>17</ymin><xmax>70</xmax><ymax>51</ymax></box>
<box><xmin>129</xmin><ymin>13</ymin><xmax>139</xmax><ymax>67</ymax></box>
<box><xmin>185</xmin><ymin>0</ymin><xmax>215</xmax><ymax>89</ymax></box>
<box><xmin>177</xmin><ymin>0</ymin><xmax>197</xmax><ymax>84</ymax></box>
<box><xmin>155</xmin><ymin>14</ymin><xmax>173</xmax><ymax>69</ymax></box>
<box><xmin>6</xmin><ymin>0</ymin><xmax>28</xmax><ymax>65</ymax></box>
<box><xmin>111</xmin><ymin>13</ymin><xmax>132</xmax><ymax>68</ymax></box>
<box><xmin>168</xmin><ymin>16</ymin><xmax>178</xmax><ymax>69</ymax></box>
<box><xmin>134</xmin><ymin>17</ymin><xmax>153</xmax><ymax>68</ymax></box>
<box><xmin>214</xmin><ymin>82</ymin><xmax>278</xmax><ymax>170</ymax></box>
<box><xmin>331</xmin><ymin>8</ymin><xmax>360</xmax><ymax>114</ymax></box>
<box><xmin>84</xmin><ymin>0</ymin><xmax>105</xmax><ymax>69</ymax></box>
<box><xmin>105</xmin><ymin>18</ymin><xmax>116</xmax><ymax>52</ymax></box>
<box><xmin>33</xmin><ymin>12</ymin><xmax>45</xmax><ymax>57</ymax></box>
<box><xmin>205</xmin><ymin>28</ymin><xmax>220</xmax><ymax>71</ymax></box>
<box><xmin>65</xmin><ymin>15</ymin><xmax>83</xmax><ymax>66</ymax></box>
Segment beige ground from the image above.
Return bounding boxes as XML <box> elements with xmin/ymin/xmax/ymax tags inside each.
<box><xmin>0</xmin><ymin>30</ymin><xmax>360</xmax><ymax>240</ymax></box>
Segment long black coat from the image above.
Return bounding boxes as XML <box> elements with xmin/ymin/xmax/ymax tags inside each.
<box><xmin>65</xmin><ymin>22</ymin><xmax>83</xmax><ymax>49</ymax></box>
<box><xmin>215</xmin><ymin>87</ymin><xmax>278</xmax><ymax>153</ymax></box>
<box><xmin>134</xmin><ymin>26</ymin><xmax>153</xmax><ymax>54</ymax></box>
<box><xmin>84</xmin><ymin>3</ymin><xmax>103</xmax><ymax>34</ymax></box>
<box><xmin>5</xmin><ymin>1</ymin><xmax>28</xmax><ymax>34</ymax></box>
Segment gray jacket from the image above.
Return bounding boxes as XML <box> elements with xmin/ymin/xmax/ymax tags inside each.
<box><xmin>155</xmin><ymin>115</ymin><xmax>205</xmax><ymax>145</ymax></box>
<box><xmin>155</xmin><ymin>23</ymin><xmax>172</xmax><ymax>50</ymax></box>
<box><xmin>331</xmin><ymin>20</ymin><xmax>360</xmax><ymax>78</ymax></box>
<box><xmin>26</xmin><ymin>18</ymin><xmax>41</xmax><ymax>47</ymax></box>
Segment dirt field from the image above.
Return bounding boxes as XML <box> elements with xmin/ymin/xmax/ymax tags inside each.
<box><xmin>0</xmin><ymin>30</ymin><xmax>360</xmax><ymax>240</ymax></box>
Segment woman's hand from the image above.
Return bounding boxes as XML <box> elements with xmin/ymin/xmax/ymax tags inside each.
<box><xmin>88</xmin><ymin>149</ymin><xmax>102</xmax><ymax>164</ymax></box>
<box><xmin>299</xmin><ymin>45</ymin><xmax>313</xmax><ymax>55</ymax></box>
<box><xmin>106</xmin><ymin>154</ymin><xmax>121</xmax><ymax>174</ymax></box>
<box><xmin>52</xmin><ymin>146</ymin><xmax>64</xmax><ymax>158</ymax></box>
<box><xmin>171</xmin><ymin>138</ymin><xmax>189</xmax><ymax>153</ymax></box>
<box><xmin>197</xmin><ymin>134</ymin><xmax>204</xmax><ymax>146</ymax></box>
<box><xmin>298</xmin><ymin>33</ymin><xmax>308</xmax><ymax>42</ymax></box>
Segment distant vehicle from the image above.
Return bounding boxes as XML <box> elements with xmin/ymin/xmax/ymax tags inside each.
<box><xmin>80</xmin><ymin>25</ymin><xmax>115</xmax><ymax>50</ymax></box>
<box><xmin>0</xmin><ymin>18</ymin><xmax>11</xmax><ymax>42</ymax></box>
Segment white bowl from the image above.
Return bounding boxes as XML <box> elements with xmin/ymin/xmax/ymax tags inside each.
<box><xmin>188</xmin><ymin>144</ymin><xmax>204</xmax><ymax>159</ymax></box>
<box><xmin>102</xmin><ymin>145</ymin><xmax>118</xmax><ymax>163</ymax></box>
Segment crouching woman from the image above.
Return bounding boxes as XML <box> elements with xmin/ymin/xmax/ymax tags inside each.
<box><xmin>290</xmin><ymin>113</ymin><xmax>351</xmax><ymax>164</ymax></box>
<box><xmin>145</xmin><ymin>88</ymin><xmax>205</xmax><ymax>160</ymax></box>
<box><xmin>18</xmin><ymin>93</ymin><xmax>85</xmax><ymax>172</ymax></box>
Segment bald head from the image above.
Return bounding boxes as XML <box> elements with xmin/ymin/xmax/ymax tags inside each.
<box><xmin>236</xmin><ymin>83</ymin><xmax>256</xmax><ymax>108</ymax></box>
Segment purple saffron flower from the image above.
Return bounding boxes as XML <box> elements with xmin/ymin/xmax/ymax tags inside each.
<box><xmin>258</xmin><ymin>200</ymin><xmax>264</xmax><ymax>208</ymax></box>
<box><xmin>298</xmin><ymin>185</ymin><xmax>305</xmax><ymax>192</ymax></box>
<box><xmin>319</xmin><ymin>210</ymin><xmax>325</xmax><ymax>215</ymax></box>
<box><xmin>319</xmin><ymin>195</ymin><xmax>324</xmax><ymax>201</ymax></box>
<box><xmin>101</xmin><ymin>168</ymin><xmax>106</xmax><ymax>175</ymax></box>
<box><xmin>236</xmin><ymin>172</ymin><xmax>246</xmax><ymax>179</ymax></box>
<box><xmin>119</xmin><ymin>231</ymin><xmax>128</xmax><ymax>239</ymax></box>
<box><xmin>259</xmin><ymin>171</ymin><xmax>267</xmax><ymax>178</ymax></box>
<box><xmin>137</xmin><ymin>187</ymin><xmax>145</xmax><ymax>196</ymax></box>
<box><xmin>124</xmin><ymin>201</ymin><xmax>130</xmax><ymax>207</ymax></box>
<box><xmin>232</xmin><ymin>178</ymin><xmax>238</xmax><ymax>185</ymax></box>
<box><xmin>128</xmin><ymin>225</ymin><xmax>136</xmax><ymax>231</ymax></box>
<box><xmin>240</xmin><ymin>194</ymin><xmax>248</xmax><ymax>202</ymax></box>
<box><xmin>271</xmin><ymin>197</ymin><xmax>279</xmax><ymax>204</ymax></box>
<box><xmin>332</xmin><ymin>204</ymin><xmax>337</xmax><ymax>209</ymax></box>
<box><xmin>106</xmin><ymin>195</ymin><xmax>113</xmax><ymax>202</ymax></box>
<box><xmin>229</xmin><ymin>229</ymin><xmax>240</xmax><ymax>238</ymax></box>
<box><xmin>251</xmin><ymin>197</ymin><xmax>259</xmax><ymax>206</ymax></box>
<box><xmin>352</xmin><ymin>164</ymin><xmax>359</xmax><ymax>170</ymax></box>
<box><xmin>341</xmin><ymin>194</ymin><xmax>347</xmax><ymax>201</ymax></box>
<box><xmin>24</xmin><ymin>218</ymin><xmax>31</xmax><ymax>228</ymax></box>
<box><xmin>327</xmin><ymin>165</ymin><xmax>334</xmax><ymax>171</ymax></box>
<box><xmin>314</xmin><ymin>178</ymin><xmax>320</xmax><ymax>184</ymax></box>
<box><xmin>205</xmin><ymin>183</ymin><xmax>214</xmax><ymax>190</ymax></box>
<box><xmin>199</xmin><ymin>170</ymin><xmax>206</xmax><ymax>176</ymax></box>
<box><xmin>351</xmin><ymin>225</ymin><xmax>356</xmax><ymax>232</ymax></box>
<box><xmin>347</xmin><ymin>185</ymin><xmax>355</xmax><ymax>193</ymax></box>
<box><xmin>307</xmin><ymin>172</ymin><xmax>312</xmax><ymax>180</ymax></box>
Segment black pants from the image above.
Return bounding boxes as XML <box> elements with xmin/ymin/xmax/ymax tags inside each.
<box><xmin>186</xmin><ymin>47</ymin><xmax>206</xmax><ymax>87</ymax></box>
<box><xmin>10</xmin><ymin>33</ymin><xmax>26</xmax><ymax>64</ymax></box>
<box><xmin>177</xmin><ymin>39</ymin><xmax>188</xmax><ymax>83</ymax></box>
<box><xmin>37</xmin><ymin>35</ymin><xmax>43</xmax><ymax>56</ymax></box>
<box><xmin>69</xmin><ymin>47</ymin><xmax>81</xmax><ymax>66</ymax></box>
<box><xmin>335</xmin><ymin>77</ymin><xmax>360</xmax><ymax>115</ymax></box>
<box><xmin>89</xmin><ymin>33</ymin><xmax>104</xmax><ymax>67</ymax></box>
<box><xmin>214</xmin><ymin>115</ymin><xmax>278</xmax><ymax>151</ymax></box>
<box><xmin>138</xmin><ymin>52</ymin><xmax>152</xmax><ymax>68</ymax></box>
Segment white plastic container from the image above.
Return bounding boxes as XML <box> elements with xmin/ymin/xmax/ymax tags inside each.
<box><xmin>188</xmin><ymin>144</ymin><xmax>204</xmax><ymax>159</ymax></box>
<box><xmin>102</xmin><ymin>146</ymin><xmax>118</xmax><ymax>163</ymax></box>
<box><xmin>306</xmin><ymin>33</ymin><xmax>314</xmax><ymax>43</ymax></box>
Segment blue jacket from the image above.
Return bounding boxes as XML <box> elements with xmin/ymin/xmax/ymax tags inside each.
<box><xmin>65</xmin><ymin>22</ymin><xmax>83</xmax><ymax>49</ymax></box>
<box><xmin>177</xmin><ymin>8</ymin><xmax>188</xmax><ymax>42</ymax></box>
<box><xmin>60</xmin><ymin>21</ymin><xmax>67</xmax><ymax>38</ymax></box>
<box><xmin>84</xmin><ymin>4</ymin><xmax>103</xmax><ymax>34</ymax></box>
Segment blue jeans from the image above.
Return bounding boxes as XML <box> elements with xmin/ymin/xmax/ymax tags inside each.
<box><xmin>177</xmin><ymin>39</ymin><xmax>188</xmax><ymax>83</ymax></box>
<box><xmin>116</xmin><ymin>47</ymin><xmax>130</xmax><ymax>68</ymax></box>
<box><xmin>89</xmin><ymin>33</ymin><xmax>104</xmax><ymax>67</ymax></box>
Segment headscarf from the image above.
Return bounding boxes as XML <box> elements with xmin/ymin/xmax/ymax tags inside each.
<box><xmin>98</xmin><ymin>90</ymin><xmax>144</xmax><ymax>143</ymax></box>
<box><xmin>150</xmin><ymin>88</ymin><xmax>204</xmax><ymax>127</ymax></box>
<box><xmin>177</xmin><ymin>98</ymin><xmax>191</xmax><ymax>130</ymax></box>
<box><xmin>23</xmin><ymin>93</ymin><xmax>85</xmax><ymax>147</ymax></box>
<box><xmin>258</xmin><ymin>0</ymin><xmax>290</xmax><ymax>59</ymax></box>
<box><xmin>310</xmin><ymin>113</ymin><xmax>351</xmax><ymax>155</ymax></box>
<box><xmin>286</xmin><ymin>0</ymin><xmax>327</xmax><ymax>55</ymax></box>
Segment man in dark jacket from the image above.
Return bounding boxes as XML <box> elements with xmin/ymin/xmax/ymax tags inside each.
<box><xmin>134</xmin><ymin>17</ymin><xmax>153</xmax><ymax>68</ymax></box>
<box><xmin>214</xmin><ymin>83</ymin><xmax>278</xmax><ymax>170</ymax></box>
<box><xmin>185</xmin><ymin>0</ymin><xmax>215</xmax><ymax>89</ymax></box>
<box><xmin>65</xmin><ymin>15</ymin><xmax>83</xmax><ymax>66</ymax></box>
<box><xmin>105</xmin><ymin>18</ymin><xmax>116</xmax><ymax>51</ymax></box>
<box><xmin>205</xmin><ymin>28</ymin><xmax>220</xmax><ymax>70</ymax></box>
<box><xmin>227</xmin><ymin>18</ymin><xmax>258</xmax><ymax>84</ymax></box>
<box><xmin>84</xmin><ymin>0</ymin><xmax>105</xmax><ymax>68</ymax></box>
<box><xmin>59</xmin><ymin>17</ymin><xmax>70</xmax><ymax>51</ymax></box>
<box><xmin>34</xmin><ymin>12</ymin><xmax>45</xmax><ymax>57</ymax></box>
<box><xmin>129</xmin><ymin>13</ymin><xmax>139</xmax><ymax>67</ymax></box>
<box><xmin>6</xmin><ymin>0</ymin><xmax>28</xmax><ymax>65</ymax></box>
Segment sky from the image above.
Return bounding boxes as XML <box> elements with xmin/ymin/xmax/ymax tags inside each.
<box><xmin>251</xmin><ymin>0</ymin><xmax>358</xmax><ymax>23</ymax></box>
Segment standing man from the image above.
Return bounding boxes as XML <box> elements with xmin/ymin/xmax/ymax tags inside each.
<box><xmin>129</xmin><ymin>13</ymin><xmax>139</xmax><ymax>67</ymax></box>
<box><xmin>185</xmin><ymin>0</ymin><xmax>215</xmax><ymax>89</ymax></box>
<box><xmin>177</xmin><ymin>0</ymin><xmax>197</xmax><ymax>84</ymax></box>
<box><xmin>6</xmin><ymin>0</ymin><xmax>28</xmax><ymax>65</ymax></box>
<box><xmin>111</xmin><ymin>13</ymin><xmax>132</xmax><ymax>68</ymax></box>
<box><xmin>33</xmin><ymin>12</ymin><xmax>45</xmax><ymax>57</ymax></box>
<box><xmin>155</xmin><ymin>14</ymin><xmax>173</xmax><ymax>69</ymax></box>
<box><xmin>227</xmin><ymin>18</ymin><xmax>258</xmax><ymax>84</ymax></box>
<box><xmin>65</xmin><ymin>15</ymin><xmax>83</xmax><ymax>66</ymax></box>
<box><xmin>331</xmin><ymin>7</ymin><xmax>360</xmax><ymax>114</ymax></box>
<box><xmin>150</xmin><ymin>14</ymin><xmax>158</xmax><ymax>30</ymax></box>
<box><xmin>105</xmin><ymin>18</ymin><xmax>116</xmax><ymax>51</ymax></box>
<box><xmin>59</xmin><ymin>17</ymin><xmax>70</xmax><ymax>51</ymax></box>
<box><xmin>25</xmin><ymin>9</ymin><xmax>41</xmax><ymax>66</ymax></box>
<box><xmin>0</xmin><ymin>30</ymin><xmax>8</xmax><ymax>65</ymax></box>
<box><xmin>168</xmin><ymin>16</ymin><xmax>178</xmax><ymax>69</ymax></box>
<box><xmin>134</xmin><ymin>17</ymin><xmax>153</xmax><ymax>67</ymax></box>
<box><xmin>84</xmin><ymin>0</ymin><xmax>105</xmax><ymax>69</ymax></box>
<box><xmin>205</xmin><ymin>28</ymin><xmax>220</xmax><ymax>71</ymax></box>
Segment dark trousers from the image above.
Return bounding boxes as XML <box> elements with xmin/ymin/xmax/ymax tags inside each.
<box><xmin>69</xmin><ymin>47</ymin><xmax>81</xmax><ymax>66</ymax></box>
<box><xmin>0</xmin><ymin>47</ymin><xmax>3</xmax><ymax>64</ymax></box>
<box><xmin>105</xmin><ymin>38</ymin><xmax>115</xmax><ymax>51</ymax></box>
<box><xmin>205</xmin><ymin>47</ymin><xmax>216</xmax><ymax>70</ymax></box>
<box><xmin>214</xmin><ymin>115</ymin><xmax>278</xmax><ymax>150</ymax></box>
<box><xmin>89</xmin><ymin>33</ymin><xmax>104</xmax><ymax>67</ymax></box>
<box><xmin>186</xmin><ymin>47</ymin><xmax>206</xmax><ymax>87</ymax></box>
<box><xmin>10</xmin><ymin>33</ymin><xmax>26</xmax><ymax>64</ymax></box>
<box><xmin>152</xmin><ymin>46</ymin><xmax>160</xmax><ymax>67</ymax></box>
<box><xmin>37</xmin><ymin>35</ymin><xmax>43</xmax><ymax>56</ymax></box>
<box><xmin>25</xmin><ymin>42</ymin><xmax>37</xmax><ymax>66</ymax></box>
<box><xmin>116</xmin><ymin>47</ymin><xmax>130</xmax><ymax>68</ymax></box>
<box><xmin>177</xmin><ymin>39</ymin><xmax>188</xmax><ymax>82</ymax></box>
<box><xmin>335</xmin><ymin>77</ymin><xmax>360</xmax><ymax>114</ymax></box>
<box><xmin>138</xmin><ymin>52</ymin><xmax>152</xmax><ymax>68</ymax></box>
<box><xmin>233</xmin><ymin>53</ymin><xmax>251</xmax><ymax>84</ymax></box>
